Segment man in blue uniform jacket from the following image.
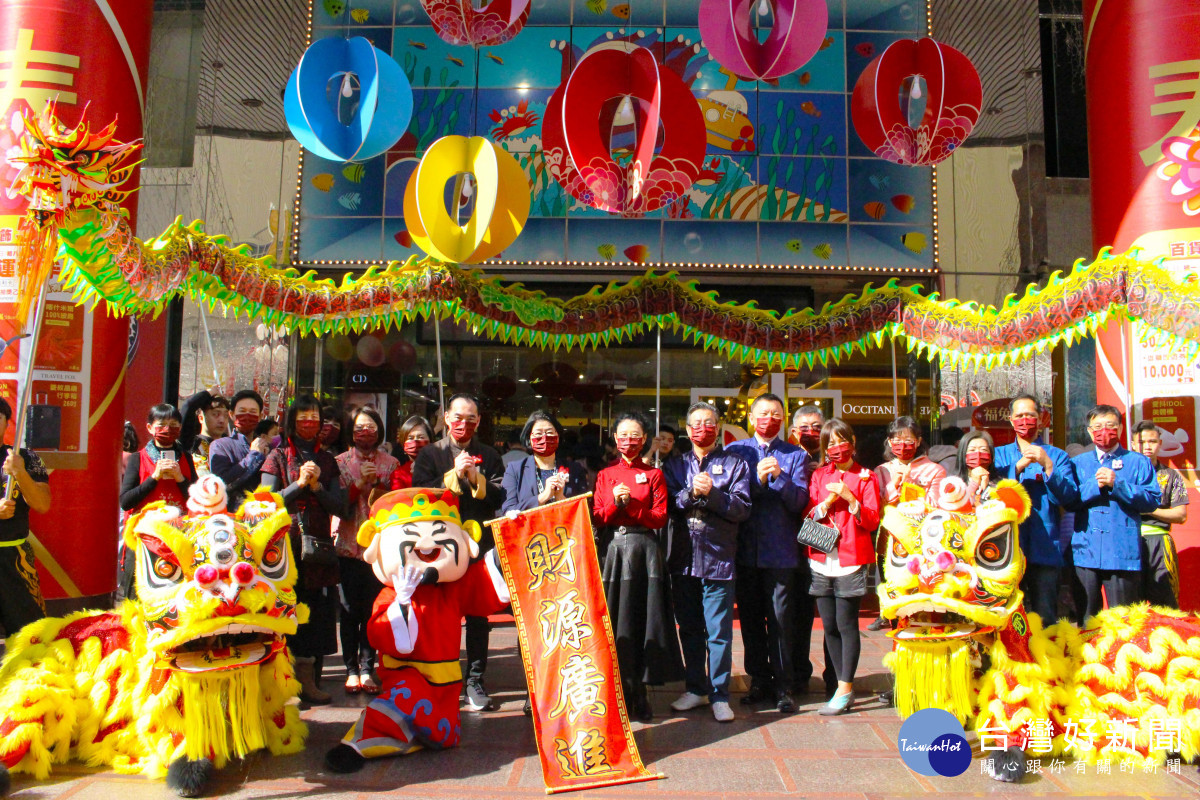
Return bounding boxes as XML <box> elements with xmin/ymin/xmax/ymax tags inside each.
<box><xmin>1070</xmin><ymin>404</ymin><xmax>1160</xmax><ymax>623</ymax></box>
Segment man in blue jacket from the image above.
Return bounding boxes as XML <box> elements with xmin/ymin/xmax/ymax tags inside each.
<box><xmin>1070</xmin><ymin>404</ymin><xmax>1161</xmax><ymax>623</ymax></box>
<box><xmin>994</xmin><ymin>394</ymin><xmax>1079</xmax><ymax>625</ymax></box>
<box><xmin>728</xmin><ymin>394</ymin><xmax>809</xmax><ymax>714</ymax></box>
<box><xmin>663</xmin><ymin>401</ymin><xmax>751</xmax><ymax>723</ymax></box>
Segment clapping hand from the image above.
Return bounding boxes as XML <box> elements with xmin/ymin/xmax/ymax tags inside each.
<box><xmin>1096</xmin><ymin>466</ymin><xmax>1115</xmax><ymax>489</ymax></box>
<box><xmin>613</xmin><ymin>482</ymin><xmax>631</xmax><ymax>506</ymax></box>
<box><xmin>826</xmin><ymin>481</ymin><xmax>853</xmax><ymax>503</ymax></box>
<box><xmin>692</xmin><ymin>472</ymin><xmax>713</xmax><ymax>497</ymax></box>
<box><xmin>757</xmin><ymin>456</ymin><xmax>781</xmax><ymax>483</ymax></box>
<box><xmin>454</xmin><ymin>449</ymin><xmax>478</xmax><ymax>482</ymax></box>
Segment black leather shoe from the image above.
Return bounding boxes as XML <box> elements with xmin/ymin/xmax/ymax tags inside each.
<box><xmin>867</xmin><ymin>616</ymin><xmax>889</xmax><ymax>632</ymax></box>
<box><xmin>740</xmin><ymin>682</ymin><xmax>773</xmax><ymax>705</ymax></box>
<box><xmin>776</xmin><ymin>693</ymin><xmax>797</xmax><ymax>714</ymax></box>
<box><xmin>878</xmin><ymin>690</ymin><xmax>894</xmax><ymax>707</ymax></box>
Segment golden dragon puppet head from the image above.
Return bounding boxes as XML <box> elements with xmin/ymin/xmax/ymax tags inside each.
<box><xmin>4</xmin><ymin>101</ymin><xmax>140</xmax><ymax>228</ymax></box>
<box><xmin>878</xmin><ymin>477</ymin><xmax>1032</xmax><ymax>720</ymax></box>
<box><xmin>122</xmin><ymin>476</ymin><xmax>302</xmax><ymax>674</ymax></box>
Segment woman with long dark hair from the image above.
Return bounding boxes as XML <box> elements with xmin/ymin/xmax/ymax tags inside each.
<box><xmin>260</xmin><ymin>393</ymin><xmax>346</xmax><ymax>705</ymax></box>
<box><xmin>805</xmin><ymin>419</ymin><xmax>880</xmax><ymax>716</ymax></box>
<box><xmin>389</xmin><ymin>415</ymin><xmax>434</xmax><ymax>490</ymax></box>
<box><xmin>955</xmin><ymin>430</ymin><xmax>1002</xmax><ymax>506</ymax></box>
<box><xmin>334</xmin><ymin>406</ymin><xmax>398</xmax><ymax>696</ymax></box>
<box><xmin>592</xmin><ymin>411</ymin><xmax>683</xmax><ymax>721</ymax></box>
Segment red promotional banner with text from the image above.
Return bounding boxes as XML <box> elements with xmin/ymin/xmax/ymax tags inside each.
<box><xmin>490</xmin><ymin>495</ymin><xmax>661</xmax><ymax>794</ymax></box>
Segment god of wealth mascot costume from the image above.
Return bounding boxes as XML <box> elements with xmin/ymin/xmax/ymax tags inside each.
<box><xmin>879</xmin><ymin>476</ymin><xmax>1200</xmax><ymax>782</ymax></box>
<box><xmin>324</xmin><ymin>487</ymin><xmax>510</xmax><ymax>773</ymax></box>
<box><xmin>0</xmin><ymin>477</ymin><xmax>306</xmax><ymax>798</ymax></box>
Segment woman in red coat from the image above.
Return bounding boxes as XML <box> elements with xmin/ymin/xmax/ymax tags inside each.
<box><xmin>390</xmin><ymin>416</ymin><xmax>434</xmax><ymax>490</ymax></box>
<box><xmin>804</xmin><ymin>418</ymin><xmax>880</xmax><ymax>716</ymax></box>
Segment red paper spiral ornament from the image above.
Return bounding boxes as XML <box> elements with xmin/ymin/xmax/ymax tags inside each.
<box><xmin>541</xmin><ymin>47</ymin><xmax>706</xmax><ymax>216</ymax></box>
<box><xmin>850</xmin><ymin>38</ymin><xmax>982</xmax><ymax>166</ymax></box>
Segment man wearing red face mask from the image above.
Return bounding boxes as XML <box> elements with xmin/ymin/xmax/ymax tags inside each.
<box><xmin>994</xmin><ymin>394</ymin><xmax>1080</xmax><ymax>626</ymax></box>
<box><xmin>662</xmin><ymin>402</ymin><xmax>751</xmax><ymax>723</ymax></box>
<box><xmin>118</xmin><ymin>404</ymin><xmax>197</xmax><ymax>599</ymax></box>
<box><xmin>412</xmin><ymin>393</ymin><xmax>506</xmax><ymax>711</ymax></box>
<box><xmin>726</xmin><ymin>394</ymin><xmax>810</xmax><ymax>714</ymax></box>
<box><xmin>209</xmin><ymin>390</ymin><xmax>272</xmax><ymax>509</ymax></box>
<box><xmin>1069</xmin><ymin>405</ymin><xmax>1160</xmax><ymax>623</ymax></box>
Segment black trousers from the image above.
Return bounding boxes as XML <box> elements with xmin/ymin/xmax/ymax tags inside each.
<box><xmin>1075</xmin><ymin>566</ymin><xmax>1140</xmax><ymax>622</ymax></box>
<box><xmin>338</xmin><ymin>557</ymin><xmax>384</xmax><ymax>675</ymax></box>
<box><xmin>736</xmin><ymin>565</ymin><xmax>794</xmax><ymax>693</ymax></box>
<box><xmin>816</xmin><ymin>595</ymin><xmax>862</xmax><ymax>684</ymax></box>
<box><xmin>465</xmin><ymin>615</ymin><xmax>490</xmax><ymax>681</ymax></box>
<box><xmin>792</xmin><ymin>561</ymin><xmax>836</xmax><ymax>689</ymax></box>
<box><xmin>0</xmin><ymin>541</ymin><xmax>44</xmax><ymax>637</ymax></box>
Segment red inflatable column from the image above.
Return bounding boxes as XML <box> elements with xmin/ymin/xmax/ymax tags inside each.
<box><xmin>1085</xmin><ymin>0</ymin><xmax>1200</xmax><ymax>610</ymax></box>
<box><xmin>0</xmin><ymin>0</ymin><xmax>153</xmax><ymax>604</ymax></box>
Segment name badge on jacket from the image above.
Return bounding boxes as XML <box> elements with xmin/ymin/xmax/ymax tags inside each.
<box><xmin>712</xmin><ymin>464</ymin><xmax>724</xmax><ymax>475</ymax></box>
<box><xmin>635</xmin><ymin>472</ymin><xmax>648</xmax><ymax>484</ymax></box>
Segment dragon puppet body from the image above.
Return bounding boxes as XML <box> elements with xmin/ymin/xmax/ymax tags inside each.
<box><xmin>0</xmin><ymin>477</ymin><xmax>306</xmax><ymax>797</ymax></box>
<box><xmin>879</xmin><ymin>477</ymin><xmax>1200</xmax><ymax>780</ymax></box>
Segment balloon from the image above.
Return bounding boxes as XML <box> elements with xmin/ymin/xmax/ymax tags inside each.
<box><xmin>283</xmin><ymin>36</ymin><xmax>413</xmax><ymax>163</ymax></box>
<box><xmin>850</xmin><ymin>38</ymin><xmax>982</xmax><ymax>166</ymax></box>
<box><xmin>387</xmin><ymin>339</ymin><xmax>418</xmax><ymax>372</ymax></box>
<box><xmin>403</xmin><ymin>135</ymin><xmax>530</xmax><ymax>263</ymax></box>
<box><xmin>355</xmin><ymin>335</ymin><xmax>385</xmax><ymax>367</ymax></box>
<box><xmin>698</xmin><ymin>0</ymin><xmax>828</xmax><ymax>82</ymax></box>
<box><xmin>326</xmin><ymin>333</ymin><xmax>354</xmax><ymax>361</ymax></box>
<box><xmin>421</xmin><ymin>0</ymin><xmax>530</xmax><ymax>47</ymax></box>
<box><xmin>542</xmin><ymin>47</ymin><xmax>706</xmax><ymax>215</ymax></box>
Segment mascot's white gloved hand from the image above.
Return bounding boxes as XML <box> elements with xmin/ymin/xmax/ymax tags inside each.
<box><xmin>393</xmin><ymin>564</ymin><xmax>424</xmax><ymax>606</ymax></box>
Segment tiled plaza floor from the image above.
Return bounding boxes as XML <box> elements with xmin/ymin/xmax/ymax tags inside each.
<box><xmin>3</xmin><ymin>618</ymin><xmax>1198</xmax><ymax>799</ymax></box>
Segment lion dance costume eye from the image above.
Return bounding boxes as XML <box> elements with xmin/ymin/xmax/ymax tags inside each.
<box><xmin>878</xmin><ymin>478</ymin><xmax>1200</xmax><ymax>782</ymax></box>
<box><xmin>0</xmin><ymin>478</ymin><xmax>308</xmax><ymax>797</ymax></box>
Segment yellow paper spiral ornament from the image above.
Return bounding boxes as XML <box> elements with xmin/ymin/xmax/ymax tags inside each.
<box><xmin>402</xmin><ymin>135</ymin><xmax>530</xmax><ymax>264</ymax></box>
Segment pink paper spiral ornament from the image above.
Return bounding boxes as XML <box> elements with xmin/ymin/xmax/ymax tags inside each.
<box><xmin>698</xmin><ymin>0</ymin><xmax>829</xmax><ymax>82</ymax></box>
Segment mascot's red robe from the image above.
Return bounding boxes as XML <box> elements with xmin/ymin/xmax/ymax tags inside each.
<box><xmin>343</xmin><ymin>559</ymin><xmax>508</xmax><ymax>755</ymax></box>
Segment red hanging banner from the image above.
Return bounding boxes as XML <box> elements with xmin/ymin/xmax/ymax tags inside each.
<box><xmin>489</xmin><ymin>495</ymin><xmax>661</xmax><ymax>794</ymax></box>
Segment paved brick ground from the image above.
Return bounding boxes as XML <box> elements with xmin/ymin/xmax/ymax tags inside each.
<box><xmin>4</xmin><ymin>619</ymin><xmax>1199</xmax><ymax>799</ymax></box>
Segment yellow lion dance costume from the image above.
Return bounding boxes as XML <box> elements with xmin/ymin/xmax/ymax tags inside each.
<box><xmin>879</xmin><ymin>477</ymin><xmax>1200</xmax><ymax>781</ymax></box>
<box><xmin>0</xmin><ymin>477</ymin><xmax>307</xmax><ymax>797</ymax></box>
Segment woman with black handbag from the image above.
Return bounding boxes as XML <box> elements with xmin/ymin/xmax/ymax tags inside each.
<box><xmin>803</xmin><ymin>419</ymin><xmax>880</xmax><ymax>716</ymax></box>
<box><xmin>260</xmin><ymin>393</ymin><xmax>346</xmax><ymax>705</ymax></box>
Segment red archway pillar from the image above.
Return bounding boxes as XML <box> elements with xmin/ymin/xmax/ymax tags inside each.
<box><xmin>0</xmin><ymin>0</ymin><xmax>153</xmax><ymax>605</ymax></box>
<box><xmin>1085</xmin><ymin>0</ymin><xmax>1200</xmax><ymax>609</ymax></box>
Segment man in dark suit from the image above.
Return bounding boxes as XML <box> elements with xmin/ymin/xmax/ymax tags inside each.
<box><xmin>412</xmin><ymin>392</ymin><xmax>506</xmax><ymax>710</ymax></box>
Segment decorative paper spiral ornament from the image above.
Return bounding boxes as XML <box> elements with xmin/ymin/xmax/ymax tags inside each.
<box><xmin>283</xmin><ymin>36</ymin><xmax>413</xmax><ymax>163</ymax></box>
<box><xmin>542</xmin><ymin>46</ymin><xmax>706</xmax><ymax>216</ymax></box>
<box><xmin>697</xmin><ymin>0</ymin><xmax>828</xmax><ymax>82</ymax></box>
<box><xmin>402</xmin><ymin>135</ymin><xmax>530</xmax><ymax>263</ymax></box>
<box><xmin>421</xmin><ymin>0</ymin><xmax>531</xmax><ymax>47</ymax></box>
<box><xmin>850</xmin><ymin>38</ymin><xmax>982</xmax><ymax>166</ymax></box>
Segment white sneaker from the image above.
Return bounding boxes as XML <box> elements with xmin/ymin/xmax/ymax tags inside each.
<box><xmin>712</xmin><ymin>701</ymin><xmax>735</xmax><ymax>722</ymax></box>
<box><xmin>670</xmin><ymin>692</ymin><xmax>708</xmax><ymax>711</ymax></box>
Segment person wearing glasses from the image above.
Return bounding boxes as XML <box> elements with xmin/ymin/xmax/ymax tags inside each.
<box><xmin>993</xmin><ymin>394</ymin><xmax>1079</xmax><ymax>625</ymax></box>
<box><xmin>727</xmin><ymin>394</ymin><xmax>810</xmax><ymax>714</ymax></box>
<box><xmin>412</xmin><ymin>392</ymin><xmax>506</xmax><ymax>711</ymax></box>
<box><xmin>787</xmin><ymin>404</ymin><xmax>836</xmax><ymax>698</ymax></box>
<box><xmin>591</xmin><ymin>412</ymin><xmax>683</xmax><ymax>721</ymax></box>
<box><xmin>1069</xmin><ymin>405</ymin><xmax>1160</xmax><ymax>623</ymax></box>
<box><xmin>663</xmin><ymin>402</ymin><xmax>751</xmax><ymax>723</ymax></box>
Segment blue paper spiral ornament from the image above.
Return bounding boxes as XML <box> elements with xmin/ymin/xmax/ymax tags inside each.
<box><xmin>283</xmin><ymin>36</ymin><xmax>413</xmax><ymax>163</ymax></box>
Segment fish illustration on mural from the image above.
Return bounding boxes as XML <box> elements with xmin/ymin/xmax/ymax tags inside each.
<box><xmin>485</xmin><ymin>52</ymin><xmax>504</xmax><ymax>65</ymax></box>
<box><xmin>891</xmin><ymin>194</ymin><xmax>915</xmax><ymax>213</ymax></box>
<box><xmin>901</xmin><ymin>232</ymin><xmax>928</xmax><ymax>253</ymax></box>
<box><xmin>812</xmin><ymin>243</ymin><xmax>833</xmax><ymax>259</ymax></box>
<box><xmin>869</xmin><ymin>173</ymin><xmax>891</xmax><ymax>190</ymax></box>
<box><xmin>342</xmin><ymin>164</ymin><xmax>365</xmax><ymax>183</ymax></box>
<box><xmin>311</xmin><ymin>173</ymin><xmax>335</xmax><ymax>192</ymax></box>
<box><xmin>624</xmin><ymin>244</ymin><xmax>650</xmax><ymax>264</ymax></box>
<box><xmin>394</xmin><ymin>230</ymin><xmax>414</xmax><ymax>248</ymax></box>
<box><xmin>338</xmin><ymin>192</ymin><xmax>362</xmax><ymax>211</ymax></box>
<box><xmin>446</xmin><ymin>55</ymin><xmax>465</xmax><ymax>67</ymax></box>
<box><xmin>855</xmin><ymin>42</ymin><xmax>875</xmax><ymax>58</ymax></box>
<box><xmin>785</xmin><ymin>238</ymin><xmax>803</xmax><ymax>252</ymax></box>
<box><xmin>863</xmin><ymin>201</ymin><xmax>886</xmax><ymax>219</ymax></box>
<box><xmin>350</xmin><ymin>8</ymin><xmax>369</xmax><ymax>23</ymax></box>
<box><xmin>611</xmin><ymin>4</ymin><xmax>630</xmax><ymax>19</ymax></box>
<box><xmin>800</xmin><ymin>101</ymin><xmax>821</xmax><ymax>118</ymax></box>
<box><xmin>323</xmin><ymin>0</ymin><xmax>345</xmax><ymax>18</ymax></box>
<box><xmin>597</xmin><ymin>243</ymin><xmax>616</xmax><ymax>261</ymax></box>
<box><xmin>586</xmin><ymin>0</ymin><xmax>606</xmax><ymax>14</ymax></box>
<box><xmin>407</xmin><ymin>39</ymin><xmax>427</xmax><ymax>50</ymax></box>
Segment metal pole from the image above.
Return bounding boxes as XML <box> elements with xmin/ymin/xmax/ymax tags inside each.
<box><xmin>434</xmin><ymin>310</ymin><xmax>446</xmax><ymax>414</ymax></box>
<box><xmin>198</xmin><ymin>304</ymin><xmax>221</xmax><ymax>387</ymax></box>
<box><xmin>7</xmin><ymin>284</ymin><xmax>48</xmax><ymax>499</ymax></box>
<box><xmin>654</xmin><ymin>326</ymin><xmax>662</xmax><ymax>438</ymax></box>
<box><xmin>890</xmin><ymin>337</ymin><xmax>900</xmax><ymax>417</ymax></box>
<box><xmin>1119</xmin><ymin>320</ymin><xmax>1132</xmax><ymax>441</ymax></box>
<box><xmin>163</xmin><ymin>296</ymin><xmax>184</xmax><ymax>404</ymax></box>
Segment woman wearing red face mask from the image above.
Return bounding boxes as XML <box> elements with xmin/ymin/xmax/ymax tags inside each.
<box><xmin>869</xmin><ymin>416</ymin><xmax>946</xmax><ymax>634</ymax></box>
<box><xmin>955</xmin><ymin>431</ymin><xmax>1000</xmax><ymax>505</ymax></box>
<box><xmin>118</xmin><ymin>404</ymin><xmax>198</xmax><ymax>599</ymax></box>
<box><xmin>500</xmin><ymin>411</ymin><xmax>588</xmax><ymax>513</ymax></box>
<box><xmin>260</xmin><ymin>394</ymin><xmax>347</xmax><ymax>705</ymax></box>
<box><xmin>334</xmin><ymin>406</ymin><xmax>399</xmax><ymax>696</ymax></box>
<box><xmin>805</xmin><ymin>419</ymin><xmax>881</xmax><ymax>716</ymax></box>
<box><xmin>592</xmin><ymin>412</ymin><xmax>684</xmax><ymax>722</ymax></box>
<box><xmin>389</xmin><ymin>416</ymin><xmax>434</xmax><ymax>490</ymax></box>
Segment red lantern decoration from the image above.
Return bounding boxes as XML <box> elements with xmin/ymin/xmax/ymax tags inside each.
<box><xmin>542</xmin><ymin>47</ymin><xmax>706</xmax><ymax>216</ymax></box>
<box><xmin>698</xmin><ymin>0</ymin><xmax>828</xmax><ymax>82</ymax></box>
<box><xmin>421</xmin><ymin>0</ymin><xmax>530</xmax><ymax>47</ymax></box>
<box><xmin>850</xmin><ymin>38</ymin><xmax>982</xmax><ymax>166</ymax></box>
